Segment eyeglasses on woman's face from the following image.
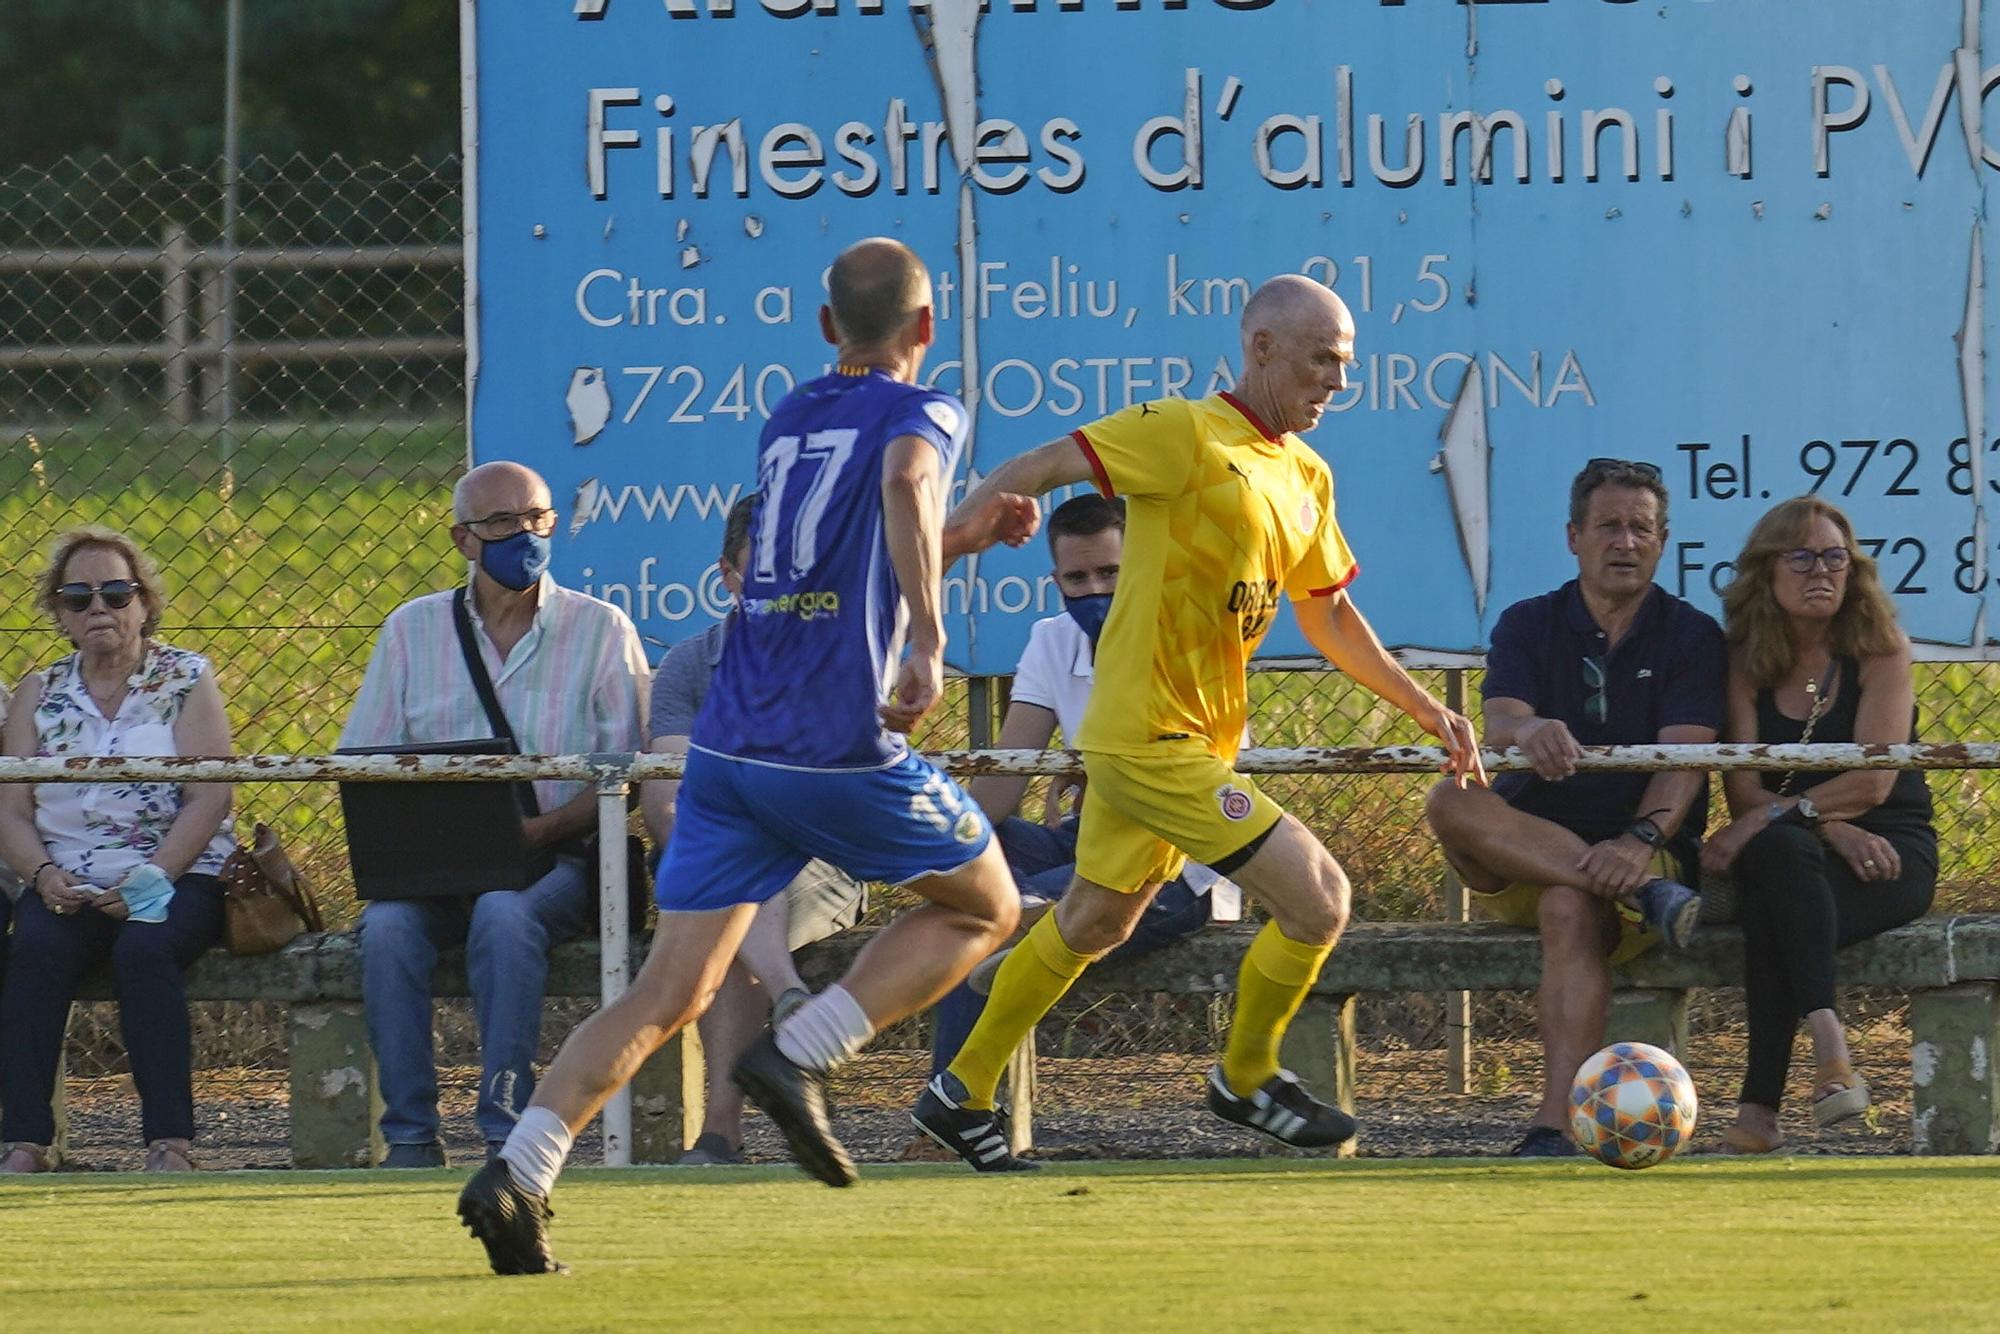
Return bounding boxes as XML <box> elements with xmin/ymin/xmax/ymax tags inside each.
<box><xmin>55</xmin><ymin>580</ymin><xmax>139</xmax><ymax>614</ymax></box>
<box><xmin>1780</xmin><ymin>546</ymin><xmax>1850</xmax><ymax>575</ymax></box>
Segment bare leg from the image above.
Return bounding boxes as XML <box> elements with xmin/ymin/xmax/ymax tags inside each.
<box><xmin>1731</xmin><ymin>1100</ymin><xmax>1783</xmax><ymax>1146</ymax></box>
<box><xmin>526</xmin><ymin>903</ymin><xmax>757</xmax><ymax>1134</ymax></box>
<box><xmin>692</xmin><ymin>959</ymin><xmax>766</xmax><ymax>1148</ymax></box>
<box><xmin>1532</xmin><ymin>885</ymin><xmax>1618</xmax><ymax>1128</ymax></box>
<box><xmin>1426</xmin><ymin>780</ymin><xmax>1605</xmax><ymax>897</ymax></box>
<box><xmin>733</xmin><ymin>891</ymin><xmax>806</xmax><ymax>999</ymax></box>
<box><xmin>1223</xmin><ymin>814</ymin><xmax>1350</xmax><ymax>945</ymax></box>
<box><xmin>837</xmin><ymin>839</ymin><xmax>1019</xmax><ymax>1028</ymax></box>
<box><xmin>1804</xmin><ymin>1007</ymin><xmax>1850</xmax><ymax>1074</ymax></box>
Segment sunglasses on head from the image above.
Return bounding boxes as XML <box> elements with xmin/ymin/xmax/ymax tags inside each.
<box><xmin>1583</xmin><ymin>457</ymin><xmax>1664</xmax><ymax>482</ymax></box>
<box><xmin>56</xmin><ymin>580</ymin><xmax>139</xmax><ymax>613</ymax></box>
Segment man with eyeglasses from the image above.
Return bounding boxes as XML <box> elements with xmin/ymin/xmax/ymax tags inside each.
<box><xmin>1425</xmin><ymin>457</ymin><xmax>1726</xmax><ymax>1157</ymax></box>
<box><xmin>342</xmin><ymin>460</ymin><xmax>649</xmax><ymax>1168</ymax></box>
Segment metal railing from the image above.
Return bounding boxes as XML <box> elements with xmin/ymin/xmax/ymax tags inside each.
<box><xmin>8</xmin><ymin>738</ymin><xmax>1984</xmax><ymax>1165</ymax></box>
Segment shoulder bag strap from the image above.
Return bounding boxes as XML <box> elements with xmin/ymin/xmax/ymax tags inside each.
<box><xmin>452</xmin><ymin>587</ymin><xmax>541</xmax><ymax>817</ymax></box>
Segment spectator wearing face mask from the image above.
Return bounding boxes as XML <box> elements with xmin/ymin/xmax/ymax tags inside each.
<box><xmin>342</xmin><ymin>461</ymin><xmax>648</xmax><ymax>1168</ymax></box>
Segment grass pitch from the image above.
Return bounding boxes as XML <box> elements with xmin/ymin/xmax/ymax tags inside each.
<box><xmin>2</xmin><ymin>1157</ymin><xmax>1994</xmax><ymax>1331</ymax></box>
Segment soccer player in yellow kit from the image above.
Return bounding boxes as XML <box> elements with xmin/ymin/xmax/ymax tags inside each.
<box><xmin>912</xmin><ymin>276</ymin><xmax>1485</xmax><ymax>1168</ymax></box>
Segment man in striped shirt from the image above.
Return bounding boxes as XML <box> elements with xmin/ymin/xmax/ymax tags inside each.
<box><xmin>342</xmin><ymin>460</ymin><xmax>648</xmax><ymax>1168</ymax></box>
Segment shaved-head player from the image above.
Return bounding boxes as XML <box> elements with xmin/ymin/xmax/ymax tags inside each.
<box><xmin>912</xmin><ymin>274</ymin><xmax>1485</xmax><ymax>1169</ymax></box>
<box><xmin>459</xmin><ymin>238</ymin><xmax>1039</xmax><ymax>1273</ymax></box>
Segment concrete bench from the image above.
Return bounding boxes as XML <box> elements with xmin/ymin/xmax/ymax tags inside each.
<box><xmin>70</xmin><ymin>914</ymin><xmax>2000</xmax><ymax>1164</ymax></box>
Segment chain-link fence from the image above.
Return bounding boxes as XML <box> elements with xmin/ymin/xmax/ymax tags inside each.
<box><xmin>7</xmin><ymin>155</ymin><xmax>1997</xmax><ymax>1150</ymax></box>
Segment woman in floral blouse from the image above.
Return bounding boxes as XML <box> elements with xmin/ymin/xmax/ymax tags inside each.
<box><xmin>0</xmin><ymin>527</ymin><xmax>235</xmax><ymax>1173</ymax></box>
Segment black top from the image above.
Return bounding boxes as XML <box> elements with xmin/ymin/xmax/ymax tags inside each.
<box><xmin>1484</xmin><ymin>581</ymin><xmax>1728</xmax><ymax>860</ymax></box>
<box><xmin>1753</xmin><ymin>655</ymin><xmax>1935</xmax><ymax>842</ymax></box>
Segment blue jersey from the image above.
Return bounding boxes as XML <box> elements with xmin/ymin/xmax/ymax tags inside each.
<box><xmin>692</xmin><ymin>368</ymin><xmax>968</xmax><ymax>769</ymax></box>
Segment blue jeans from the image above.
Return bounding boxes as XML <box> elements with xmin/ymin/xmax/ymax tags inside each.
<box><xmin>0</xmin><ymin>874</ymin><xmax>225</xmax><ymax>1145</ymax></box>
<box><xmin>929</xmin><ymin>817</ymin><xmax>1211</xmax><ymax>1074</ymax></box>
<box><xmin>358</xmin><ymin>858</ymin><xmax>592</xmax><ymax>1147</ymax></box>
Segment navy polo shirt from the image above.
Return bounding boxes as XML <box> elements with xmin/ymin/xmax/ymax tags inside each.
<box><xmin>1483</xmin><ymin>580</ymin><xmax>1726</xmax><ymax>859</ymax></box>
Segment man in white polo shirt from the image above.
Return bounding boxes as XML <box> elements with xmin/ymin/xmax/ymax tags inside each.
<box><xmin>925</xmin><ymin>494</ymin><xmax>1223</xmax><ymax>1078</ymax></box>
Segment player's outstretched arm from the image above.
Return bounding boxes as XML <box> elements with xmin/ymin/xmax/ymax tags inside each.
<box><xmin>881</xmin><ymin>435</ymin><xmax>949</xmax><ymax>734</ymax></box>
<box><xmin>945</xmin><ymin>436</ymin><xmax>1097</xmax><ymax>554</ymax></box>
<box><xmin>942</xmin><ymin>490</ymin><xmax>1040</xmax><ymax>563</ymax></box>
<box><xmin>1295</xmin><ymin>590</ymin><xmax>1486</xmax><ymax>787</ymax></box>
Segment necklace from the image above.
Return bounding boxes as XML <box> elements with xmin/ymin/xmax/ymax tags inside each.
<box><xmin>1777</xmin><ymin>657</ymin><xmax>1838</xmax><ymax>796</ymax></box>
<box><xmin>79</xmin><ymin>650</ymin><xmax>142</xmax><ymax>718</ymax></box>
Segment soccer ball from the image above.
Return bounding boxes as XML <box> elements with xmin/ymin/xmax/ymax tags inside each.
<box><xmin>1568</xmin><ymin>1041</ymin><xmax>1698</xmax><ymax>1170</ymax></box>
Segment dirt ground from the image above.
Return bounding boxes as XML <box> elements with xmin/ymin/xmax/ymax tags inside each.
<box><xmin>50</xmin><ymin>1021</ymin><xmax>1915</xmax><ymax>1172</ymax></box>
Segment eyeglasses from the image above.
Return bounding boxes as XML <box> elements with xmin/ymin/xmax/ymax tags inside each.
<box><xmin>1781</xmin><ymin>546</ymin><xmax>1850</xmax><ymax>574</ymax></box>
<box><xmin>462</xmin><ymin>508</ymin><xmax>558</xmax><ymax>540</ymax></box>
<box><xmin>55</xmin><ymin>580</ymin><xmax>139</xmax><ymax>613</ymax></box>
<box><xmin>1582</xmin><ymin>655</ymin><xmax>1608</xmax><ymax>725</ymax></box>
<box><xmin>1583</xmin><ymin>457</ymin><xmax>1664</xmax><ymax>482</ymax></box>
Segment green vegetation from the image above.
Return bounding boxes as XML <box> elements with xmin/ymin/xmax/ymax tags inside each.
<box><xmin>1</xmin><ymin>1158</ymin><xmax>1994</xmax><ymax>1330</ymax></box>
<box><xmin>1</xmin><ymin>419</ymin><xmax>463</xmax><ymax>922</ymax></box>
<box><xmin>3</xmin><ymin>418</ymin><xmax>1997</xmax><ymax>924</ymax></box>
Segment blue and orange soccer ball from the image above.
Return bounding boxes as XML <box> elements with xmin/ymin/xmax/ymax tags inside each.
<box><xmin>1568</xmin><ymin>1041</ymin><xmax>1699</xmax><ymax>1169</ymax></box>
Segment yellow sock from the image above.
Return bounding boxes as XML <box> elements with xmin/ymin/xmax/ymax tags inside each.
<box><xmin>946</xmin><ymin>914</ymin><xmax>1097</xmax><ymax>1110</ymax></box>
<box><xmin>1220</xmin><ymin>921</ymin><xmax>1334</xmax><ymax>1096</ymax></box>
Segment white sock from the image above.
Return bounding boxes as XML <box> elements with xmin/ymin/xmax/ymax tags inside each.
<box><xmin>498</xmin><ymin>1106</ymin><xmax>573</xmax><ymax>1199</ymax></box>
<box><xmin>774</xmin><ymin>984</ymin><xmax>876</xmax><ymax>1073</ymax></box>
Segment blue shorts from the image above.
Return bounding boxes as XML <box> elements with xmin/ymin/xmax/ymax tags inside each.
<box><xmin>656</xmin><ymin>747</ymin><xmax>993</xmax><ymax>913</ymax></box>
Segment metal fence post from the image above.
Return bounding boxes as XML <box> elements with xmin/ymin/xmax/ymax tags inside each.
<box><xmin>160</xmin><ymin>223</ymin><xmax>194</xmax><ymax>424</ymax></box>
<box><xmin>596</xmin><ymin>765</ymin><xmax>634</xmax><ymax>1166</ymax></box>
<box><xmin>1442</xmin><ymin>667</ymin><xmax>1472</xmax><ymax>1094</ymax></box>
<box><xmin>968</xmin><ymin>675</ymin><xmax>993</xmax><ymax>750</ymax></box>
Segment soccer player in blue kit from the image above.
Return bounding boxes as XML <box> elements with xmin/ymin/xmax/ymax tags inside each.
<box><xmin>459</xmin><ymin>238</ymin><xmax>1039</xmax><ymax>1275</ymax></box>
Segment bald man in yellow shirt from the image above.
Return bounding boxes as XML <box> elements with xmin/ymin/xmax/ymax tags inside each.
<box><xmin>912</xmin><ymin>276</ymin><xmax>1485</xmax><ymax>1169</ymax></box>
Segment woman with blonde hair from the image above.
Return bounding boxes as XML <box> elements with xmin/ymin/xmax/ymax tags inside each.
<box><xmin>1699</xmin><ymin>496</ymin><xmax>1935</xmax><ymax>1153</ymax></box>
<box><xmin>0</xmin><ymin>527</ymin><xmax>236</xmax><ymax>1173</ymax></box>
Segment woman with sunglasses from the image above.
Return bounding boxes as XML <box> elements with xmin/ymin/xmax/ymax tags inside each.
<box><xmin>1698</xmin><ymin>496</ymin><xmax>1935</xmax><ymax>1154</ymax></box>
<box><xmin>0</xmin><ymin>527</ymin><xmax>236</xmax><ymax>1173</ymax></box>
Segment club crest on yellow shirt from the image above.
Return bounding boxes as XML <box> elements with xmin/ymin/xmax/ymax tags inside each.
<box><xmin>1297</xmin><ymin>498</ymin><xmax>1318</xmax><ymax>533</ymax></box>
<box><xmin>1216</xmin><ymin>784</ymin><xmax>1255</xmax><ymax>822</ymax></box>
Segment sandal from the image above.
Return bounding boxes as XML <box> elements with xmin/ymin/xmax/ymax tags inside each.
<box><xmin>1718</xmin><ymin>1124</ymin><xmax>1786</xmax><ymax>1155</ymax></box>
<box><xmin>144</xmin><ymin>1138</ymin><xmax>197</xmax><ymax>1173</ymax></box>
<box><xmin>0</xmin><ymin>1142</ymin><xmax>55</xmax><ymax>1174</ymax></box>
<box><xmin>1812</xmin><ymin>1065</ymin><xmax>1870</xmax><ymax>1128</ymax></box>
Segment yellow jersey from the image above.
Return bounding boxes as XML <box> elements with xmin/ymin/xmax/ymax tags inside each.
<box><xmin>1069</xmin><ymin>392</ymin><xmax>1357</xmax><ymax>757</ymax></box>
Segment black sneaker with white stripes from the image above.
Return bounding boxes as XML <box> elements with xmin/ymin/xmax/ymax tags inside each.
<box><xmin>911</xmin><ymin>1072</ymin><xmax>1040</xmax><ymax>1173</ymax></box>
<box><xmin>1204</xmin><ymin>1066</ymin><xmax>1357</xmax><ymax>1148</ymax></box>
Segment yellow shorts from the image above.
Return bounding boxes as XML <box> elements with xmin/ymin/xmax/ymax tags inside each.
<box><xmin>1468</xmin><ymin>847</ymin><xmax>1680</xmax><ymax>966</ymax></box>
<box><xmin>1073</xmin><ymin>743</ymin><xmax>1283</xmax><ymax>893</ymax></box>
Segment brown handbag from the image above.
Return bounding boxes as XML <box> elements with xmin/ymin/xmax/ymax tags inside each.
<box><xmin>218</xmin><ymin>822</ymin><xmax>324</xmax><ymax>955</ymax></box>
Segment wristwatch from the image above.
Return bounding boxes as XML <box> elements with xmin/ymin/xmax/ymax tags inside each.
<box><xmin>1624</xmin><ymin>816</ymin><xmax>1666</xmax><ymax>848</ymax></box>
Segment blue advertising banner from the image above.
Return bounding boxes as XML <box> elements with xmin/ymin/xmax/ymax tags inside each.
<box><xmin>467</xmin><ymin>0</ymin><xmax>2000</xmax><ymax>669</ymax></box>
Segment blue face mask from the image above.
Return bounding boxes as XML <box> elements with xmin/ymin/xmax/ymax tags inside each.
<box><xmin>479</xmin><ymin>530</ymin><xmax>552</xmax><ymax>591</ymax></box>
<box><xmin>1063</xmin><ymin>592</ymin><xmax>1114</xmax><ymax>648</ymax></box>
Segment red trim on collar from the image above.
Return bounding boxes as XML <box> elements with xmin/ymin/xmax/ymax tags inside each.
<box><xmin>1071</xmin><ymin>429</ymin><xmax>1115</xmax><ymax>498</ymax></box>
<box><xmin>1219</xmin><ymin>391</ymin><xmax>1281</xmax><ymax>443</ymax></box>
